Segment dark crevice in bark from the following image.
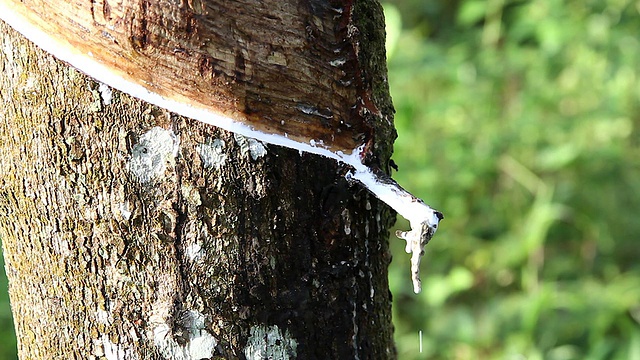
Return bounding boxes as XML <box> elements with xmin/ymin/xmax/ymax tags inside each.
<box><xmin>171</xmin><ymin>146</ymin><xmax>190</xmax><ymax>309</ymax></box>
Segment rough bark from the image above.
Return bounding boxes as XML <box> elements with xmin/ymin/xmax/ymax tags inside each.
<box><xmin>0</xmin><ymin>0</ymin><xmax>397</xmax><ymax>359</ymax></box>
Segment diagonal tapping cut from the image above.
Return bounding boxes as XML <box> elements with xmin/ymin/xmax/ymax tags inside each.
<box><xmin>0</xmin><ymin>0</ymin><xmax>443</xmax><ymax>293</ymax></box>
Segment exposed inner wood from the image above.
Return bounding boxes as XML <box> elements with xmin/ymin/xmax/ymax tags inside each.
<box><xmin>3</xmin><ymin>0</ymin><xmax>377</xmax><ymax>152</ymax></box>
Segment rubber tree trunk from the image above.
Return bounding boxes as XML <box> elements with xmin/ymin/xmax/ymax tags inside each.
<box><xmin>0</xmin><ymin>1</ymin><xmax>398</xmax><ymax>359</ymax></box>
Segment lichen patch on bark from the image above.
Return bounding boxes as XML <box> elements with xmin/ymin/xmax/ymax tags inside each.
<box><xmin>243</xmin><ymin>324</ymin><xmax>297</xmax><ymax>360</ymax></box>
<box><xmin>196</xmin><ymin>138</ymin><xmax>227</xmax><ymax>170</ymax></box>
<box><xmin>127</xmin><ymin>127</ymin><xmax>180</xmax><ymax>184</ymax></box>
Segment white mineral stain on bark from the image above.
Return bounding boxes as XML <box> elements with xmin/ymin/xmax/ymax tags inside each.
<box><xmin>98</xmin><ymin>82</ymin><xmax>113</xmax><ymax>105</ymax></box>
<box><xmin>23</xmin><ymin>75</ymin><xmax>38</xmax><ymax>93</ymax></box>
<box><xmin>151</xmin><ymin>310</ymin><xmax>218</xmax><ymax>360</ymax></box>
<box><xmin>244</xmin><ymin>325</ymin><xmax>297</xmax><ymax>360</ymax></box>
<box><xmin>98</xmin><ymin>335</ymin><xmax>138</xmax><ymax>360</ymax></box>
<box><xmin>342</xmin><ymin>208</ymin><xmax>352</xmax><ymax>235</ymax></box>
<box><xmin>196</xmin><ymin>138</ymin><xmax>227</xmax><ymax>169</ymax></box>
<box><xmin>50</xmin><ymin>232</ymin><xmax>71</xmax><ymax>257</ymax></box>
<box><xmin>127</xmin><ymin>127</ymin><xmax>179</xmax><ymax>184</ymax></box>
<box><xmin>185</xmin><ymin>243</ymin><xmax>202</xmax><ymax>261</ymax></box>
<box><xmin>351</xmin><ymin>300</ymin><xmax>360</xmax><ymax>360</ymax></box>
<box><xmin>119</xmin><ymin>201</ymin><xmax>132</xmax><ymax>220</ymax></box>
<box><xmin>95</xmin><ymin>308</ymin><xmax>110</xmax><ymax>325</ymax></box>
<box><xmin>234</xmin><ymin>133</ymin><xmax>267</xmax><ymax>161</ymax></box>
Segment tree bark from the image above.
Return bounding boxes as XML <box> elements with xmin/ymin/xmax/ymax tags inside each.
<box><xmin>0</xmin><ymin>1</ymin><xmax>397</xmax><ymax>359</ymax></box>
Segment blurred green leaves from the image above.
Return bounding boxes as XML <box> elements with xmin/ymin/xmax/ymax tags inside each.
<box><xmin>385</xmin><ymin>0</ymin><xmax>640</xmax><ymax>359</ymax></box>
<box><xmin>0</xmin><ymin>250</ymin><xmax>16</xmax><ymax>359</ymax></box>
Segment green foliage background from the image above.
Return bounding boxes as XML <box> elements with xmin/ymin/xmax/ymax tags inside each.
<box><xmin>385</xmin><ymin>0</ymin><xmax>640</xmax><ymax>359</ymax></box>
<box><xmin>0</xmin><ymin>254</ymin><xmax>14</xmax><ymax>359</ymax></box>
<box><xmin>2</xmin><ymin>0</ymin><xmax>640</xmax><ymax>358</ymax></box>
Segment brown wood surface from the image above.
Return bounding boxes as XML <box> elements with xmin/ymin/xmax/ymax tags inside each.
<box><xmin>1</xmin><ymin>0</ymin><xmax>391</xmax><ymax>154</ymax></box>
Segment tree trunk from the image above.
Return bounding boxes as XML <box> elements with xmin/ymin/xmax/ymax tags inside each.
<box><xmin>0</xmin><ymin>1</ymin><xmax>397</xmax><ymax>358</ymax></box>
